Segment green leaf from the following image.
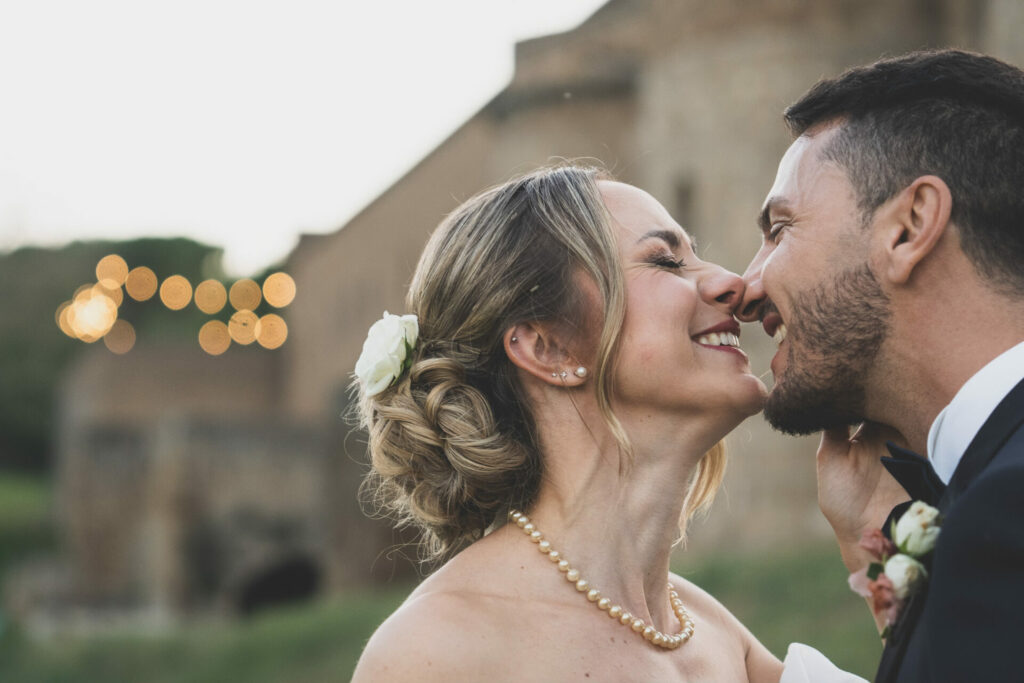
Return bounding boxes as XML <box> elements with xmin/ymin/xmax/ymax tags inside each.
<box><xmin>867</xmin><ymin>563</ymin><xmax>883</xmax><ymax>581</ymax></box>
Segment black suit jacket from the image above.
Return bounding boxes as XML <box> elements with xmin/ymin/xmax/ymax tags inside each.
<box><xmin>876</xmin><ymin>377</ymin><xmax>1024</xmax><ymax>683</ymax></box>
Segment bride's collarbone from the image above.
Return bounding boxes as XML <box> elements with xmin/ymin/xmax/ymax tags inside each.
<box><xmin>392</xmin><ymin>581</ymin><xmax>748</xmax><ymax>682</ymax></box>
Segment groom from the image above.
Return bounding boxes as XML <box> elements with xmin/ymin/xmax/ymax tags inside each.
<box><xmin>738</xmin><ymin>49</ymin><xmax>1024</xmax><ymax>682</ymax></box>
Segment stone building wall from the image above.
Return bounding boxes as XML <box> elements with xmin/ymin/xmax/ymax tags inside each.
<box><xmin>40</xmin><ymin>0</ymin><xmax>1024</xmax><ymax>623</ymax></box>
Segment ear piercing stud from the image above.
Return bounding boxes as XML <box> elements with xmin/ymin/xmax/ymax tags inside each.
<box><xmin>511</xmin><ymin>336</ymin><xmax>518</xmax><ymax>343</ymax></box>
<box><xmin>574</xmin><ymin>366</ymin><xmax>587</xmax><ymax>378</ymax></box>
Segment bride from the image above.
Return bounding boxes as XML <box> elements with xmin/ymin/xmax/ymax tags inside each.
<box><xmin>350</xmin><ymin>165</ymin><xmax>860</xmax><ymax>681</ymax></box>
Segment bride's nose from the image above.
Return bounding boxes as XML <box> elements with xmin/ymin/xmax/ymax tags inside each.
<box><xmin>699</xmin><ymin>267</ymin><xmax>746</xmax><ymax>314</ymax></box>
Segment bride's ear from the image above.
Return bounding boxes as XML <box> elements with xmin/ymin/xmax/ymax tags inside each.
<box><xmin>503</xmin><ymin>323</ymin><xmax>587</xmax><ymax>387</ymax></box>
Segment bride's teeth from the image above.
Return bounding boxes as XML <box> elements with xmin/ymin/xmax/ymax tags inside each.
<box><xmin>773</xmin><ymin>324</ymin><xmax>788</xmax><ymax>346</ymax></box>
<box><xmin>696</xmin><ymin>332</ymin><xmax>740</xmax><ymax>347</ymax></box>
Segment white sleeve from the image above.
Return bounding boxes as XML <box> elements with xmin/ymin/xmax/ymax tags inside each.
<box><xmin>779</xmin><ymin>643</ymin><xmax>869</xmax><ymax>683</ymax></box>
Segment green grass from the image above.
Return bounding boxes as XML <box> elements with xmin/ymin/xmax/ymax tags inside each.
<box><xmin>676</xmin><ymin>545</ymin><xmax>882</xmax><ymax>678</ymax></box>
<box><xmin>0</xmin><ymin>543</ymin><xmax>880</xmax><ymax>682</ymax></box>
<box><xmin>0</xmin><ymin>473</ymin><xmax>878</xmax><ymax>680</ymax></box>
<box><xmin>0</xmin><ymin>589</ymin><xmax>410</xmax><ymax>683</ymax></box>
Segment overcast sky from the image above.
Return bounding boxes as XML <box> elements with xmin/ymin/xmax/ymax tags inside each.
<box><xmin>0</xmin><ymin>0</ymin><xmax>607</xmax><ymax>275</ymax></box>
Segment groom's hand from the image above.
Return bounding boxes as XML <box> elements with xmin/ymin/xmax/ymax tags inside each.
<box><xmin>816</xmin><ymin>422</ymin><xmax>910</xmax><ymax>573</ymax></box>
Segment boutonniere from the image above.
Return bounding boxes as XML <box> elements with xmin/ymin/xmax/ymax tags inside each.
<box><xmin>848</xmin><ymin>501</ymin><xmax>942</xmax><ymax>638</ymax></box>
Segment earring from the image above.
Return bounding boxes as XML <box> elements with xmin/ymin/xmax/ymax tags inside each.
<box><xmin>510</xmin><ymin>336</ymin><xmax>518</xmax><ymax>343</ymax></box>
<box><xmin>559</xmin><ymin>371</ymin><xmax>568</xmax><ymax>379</ymax></box>
<box><xmin>551</xmin><ymin>372</ymin><xmax>557</xmax><ymax>378</ymax></box>
<box><xmin>574</xmin><ymin>366</ymin><xmax>587</xmax><ymax>378</ymax></box>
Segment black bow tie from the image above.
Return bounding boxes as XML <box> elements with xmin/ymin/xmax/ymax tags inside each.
<box><xmin>881</xmin><ymin>443</ymin><xmax>947</xmax><ymax>507</ymax></box>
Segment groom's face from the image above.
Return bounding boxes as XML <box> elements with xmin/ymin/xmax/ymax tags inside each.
<box><xmin>738</xmin><ymin>125</ymin><xmax>891</xmax><ymax>434</ymax></box>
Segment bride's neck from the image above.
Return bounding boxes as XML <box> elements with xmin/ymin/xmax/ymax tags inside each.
<box><xmin>521</xmin><ymin>407</ymin><xmax>717</xmax><ymax>630</ymax></box>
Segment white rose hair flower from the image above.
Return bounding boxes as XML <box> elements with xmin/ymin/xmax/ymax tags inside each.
<box><xmin>355</xmin><ymin>311</ymin><xmax>419</xmax><ymax>397</ymax></box>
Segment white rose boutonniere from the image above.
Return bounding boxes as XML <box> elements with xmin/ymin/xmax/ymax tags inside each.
<box><xmin>355</xmin><ymin>311</ymin><xmax>419</xmax><ymax>397</ymax></box>
<box><xmin>883</xmin><ymin>554</ymin><xmax>928</xmax><ymax>600</ymax></box>
<box><xmin>848</xmin><ymin>500</ymin><xmax>942</xmax><ymax>639</ymax></box>
<box><xmin>893</xmin><ymin>500</ymin><xmax>941</xmax><ymax>556</ymax></box>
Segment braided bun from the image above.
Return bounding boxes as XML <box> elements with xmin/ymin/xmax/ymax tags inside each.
<box><xmin>364</xmin><ymin>356</ymin><xmax>538</xmax><ymax>558</ymax></box>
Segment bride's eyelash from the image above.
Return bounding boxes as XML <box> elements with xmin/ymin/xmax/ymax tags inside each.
<box><xmin>651</xmin><ymin>254</ymin><xmax>686</xmax><ymax>270</ymax></box>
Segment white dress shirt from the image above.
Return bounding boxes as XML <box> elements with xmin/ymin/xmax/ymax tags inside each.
<box><xmin>926</xmin><ymin>340</ymin><xmax>1024</xmax><ymax>484</ymax></box>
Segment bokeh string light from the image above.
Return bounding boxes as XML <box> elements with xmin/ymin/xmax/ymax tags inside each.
<box><xmin>229</xmin><ymin>279</ymin><xmax>262</xmax><ymax>311</ymax></box>
<box><xmin>55</xmin><ymin>255</ymin><xmax>296</xmax><ymax>355</ymax></box>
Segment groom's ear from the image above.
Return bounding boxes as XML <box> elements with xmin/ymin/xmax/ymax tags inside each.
<box><xmin>873</xmin><ymin>175</ymin><xmax>952</xmax><ymax>286</ymax></box>
<box><xmin>503</xmin><ymin>322</ymin><xmax>586</xmax><ymax>388</ymax></box>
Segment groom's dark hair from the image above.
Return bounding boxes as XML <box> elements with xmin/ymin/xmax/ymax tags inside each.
<box><xmin>785</xmin><ymin>49</ymin><xmax>1024</xmax><ymax>296</ymax></box>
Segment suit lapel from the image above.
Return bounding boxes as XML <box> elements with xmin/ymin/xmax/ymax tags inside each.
<box><xmin>939</xmin><ymin>376</ymin><xmax>1024</xmax><ymax>509</ymax></box>
<box><xmin>876</xmin><ymin>376</ymin><xmax>1024</xmax><ymax>682</ymax></box>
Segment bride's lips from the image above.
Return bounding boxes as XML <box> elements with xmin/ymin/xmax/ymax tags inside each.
<box><xmin>691</xmin><ymin>320</ymin><xmax>747</xmax><ymax>358</ymax></box>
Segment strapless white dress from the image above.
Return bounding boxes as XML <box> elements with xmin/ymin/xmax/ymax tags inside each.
<box><xmin>781</xmin><ymin>643</ymin><xmax>869</xmax><ymax>683</ymax></box>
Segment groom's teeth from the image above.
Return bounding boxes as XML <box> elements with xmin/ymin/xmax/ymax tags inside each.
<box><xmin>773</xmin><ymin>324</ymin><xmax>788</xmax><ymax>346</ymax></box>
<box><xmin>696</xmin><ymin>332</ymin><xmax>740</xmax><ymax>348</ymax></box>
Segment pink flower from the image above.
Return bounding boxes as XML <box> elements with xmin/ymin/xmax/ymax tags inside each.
<box><xmin>868</xmin><ymin>573</ymin><xmax>903</xmax><ymax>625</ymax></box>
<box><xmin>860</xmin><ymin>528</ymin><xmax>898</xmax><ymax>561</ymax></box>
<box><xmin>848</xmin><ymin>568</ymin><xmax>906</xmax><ymax>628</ymax></box>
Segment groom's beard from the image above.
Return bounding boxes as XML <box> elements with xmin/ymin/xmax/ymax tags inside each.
<box><xmin>764</xmin><ymin>263</ymin><xmax>891</xmax><ymax>435</ymax></box>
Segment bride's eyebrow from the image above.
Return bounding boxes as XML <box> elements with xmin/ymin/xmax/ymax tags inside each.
<box><xmin>635</xmin><ymin>229</ymin><xmax>681</xmax><ymax>249</ymax></box>
<box><xmin>635</xmin><ymin>228</ymin><xmax>695</xmax><ymax>253</ymax></box>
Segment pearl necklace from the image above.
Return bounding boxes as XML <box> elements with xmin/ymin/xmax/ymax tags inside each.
<box><xmin>509</xmin><ymin>510</ymin><xmax>695</xmax><ymax>650</ymax></box>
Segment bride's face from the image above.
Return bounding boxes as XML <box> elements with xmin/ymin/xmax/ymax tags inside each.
<box><xmin>598</xmin><ymin>181</ymin><xmax>767</xmax><ymax>421</ymax></box>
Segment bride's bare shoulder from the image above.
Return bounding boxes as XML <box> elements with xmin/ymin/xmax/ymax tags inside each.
<box><xmin>351</xmin><ymin>550</ymin><xmax>521</xmax><ymax>682</ymax></box>
<box><xmin>350</xmin><ymin>590</ymin><xmax>494</xmax><ymax>682</ymax></box>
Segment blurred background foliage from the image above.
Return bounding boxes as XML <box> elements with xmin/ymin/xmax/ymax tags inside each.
<box><xmin>0</xmin><ymin>238</ymin><xmax>269</xmax><ymax>471</ymax></box>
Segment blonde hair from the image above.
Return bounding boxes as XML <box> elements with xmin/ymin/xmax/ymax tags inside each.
<box><xmin>358</xmin><ymin>164</ymin><xmax>725</xmax><ymax>561</ymax></box>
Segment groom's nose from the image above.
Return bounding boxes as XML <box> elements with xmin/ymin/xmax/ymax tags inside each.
<box><xmin>736</xmin><ymin>250</ymin><xmax>768</xmax><ymax>323</ymax></box>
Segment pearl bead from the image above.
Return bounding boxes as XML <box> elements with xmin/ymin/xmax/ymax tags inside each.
<box><xmin>506</xmin><ymin>508</ymin><xmax>693</xmax><ymax>650</ymax></box>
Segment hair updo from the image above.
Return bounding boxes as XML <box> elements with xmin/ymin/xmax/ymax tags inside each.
<box><xmin>357</xmin><ymin>164</ymin><xmax>725</xmax><ymax>562</ymax></box>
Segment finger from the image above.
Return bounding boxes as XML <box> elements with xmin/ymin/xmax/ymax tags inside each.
<box><xmin>817</xmin><ymin>425</ymin><xmax>853</xmax><ymax>463</ymax></box>
<box><xmin>852</xmin><ymin>421</ymin><xmax>905</xmax><ymax>448</ymax></box>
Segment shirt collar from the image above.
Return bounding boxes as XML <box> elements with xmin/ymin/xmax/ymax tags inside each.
<box><xmin>927</xmin><ymin>340</ymin><xmax>1024</xmax><ymax>484</ymax></box>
